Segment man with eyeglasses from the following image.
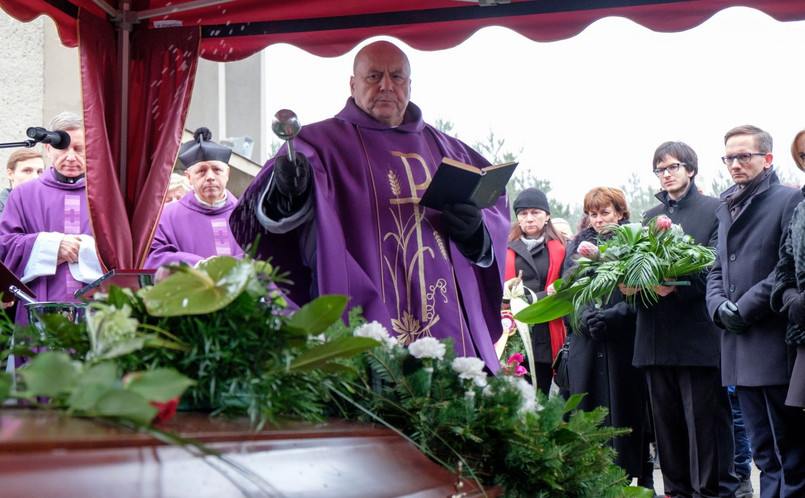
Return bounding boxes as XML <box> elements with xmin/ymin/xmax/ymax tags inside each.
<box><xmin>706</xmin><ymin>125</ymin><xmax>805</xmax><ymax>497</ymax></box>
<box><xmin>628</xmin><ymin>141</ymin><xmax>737</xmax><ymax>497</ymax></box>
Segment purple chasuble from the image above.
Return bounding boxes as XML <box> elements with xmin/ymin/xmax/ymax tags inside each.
<box><xmin>232</xmin><ymin>100</ymin><xmax>509</xmax><ymax>372</ymax></box>
<box><xmin>145</xmin><ymin>190</ymin><xmax>243</xmax><ymax>269</ymax></box>
<box><xmin>0</xmin><ymin>167</ymin><xmax>95</xmax><ymax>323</ymax></box>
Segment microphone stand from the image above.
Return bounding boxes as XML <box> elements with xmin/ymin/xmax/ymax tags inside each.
<box><xmin>0</xmin><ymin>140</ymin><xmax>38</xmax><ymax>149</ymax></box>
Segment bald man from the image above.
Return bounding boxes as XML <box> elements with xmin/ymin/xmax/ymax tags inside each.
<box><xmin>232</xmin><ymin>41</ymin><xmax>510</xmax><ymax>371</ymax></box>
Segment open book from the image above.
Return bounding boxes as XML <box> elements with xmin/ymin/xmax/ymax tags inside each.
<box><xmin>418</xmin><ymin>157</ymin><xmax>518</xmax><ymax>211</ymax></box>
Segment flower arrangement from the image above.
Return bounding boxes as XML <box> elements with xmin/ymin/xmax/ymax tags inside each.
<box><xmin>337</xmin><ymin>326</ymin><xmax>652</xmax><ymax>497</ymax></box>
<box><xmin>0</xmin><ymin>256</ymin><xmax>654</xmax><ymax>497</ymax></box>
<box><xmin>516</xmin><ymin>215</ymin><xmax>715</xmax><ymax>325</ymax></box>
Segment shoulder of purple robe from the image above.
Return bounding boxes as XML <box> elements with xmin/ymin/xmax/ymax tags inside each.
<box><xmin>0</xmin><ymin>178</ymin><xmax>87</xmax><ymax>276</ymax></box>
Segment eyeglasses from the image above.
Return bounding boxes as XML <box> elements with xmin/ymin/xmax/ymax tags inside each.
<box><xmin>653</xmin><ymin>163</ymin><xmax>685</xmax><ymax>176</ymax></box>
<box><xmin>721</xmin><ymin>152</ymin><xmax>766</xmax><ymax>165</ymax></box>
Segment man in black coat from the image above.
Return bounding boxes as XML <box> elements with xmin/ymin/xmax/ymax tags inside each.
<box><xmin>632</xmin><ymin>141</ymin><xmax>737</xmax><ymax>498</ymax></box>
<box><xmin>706</xmin><ymin>125</ymin><xmax>805</xmax><ymax>498</ymax></box>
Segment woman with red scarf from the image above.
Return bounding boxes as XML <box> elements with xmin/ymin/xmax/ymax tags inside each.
<box><xmin>504</xmin><ymin>188</ymin><xmax>566</xmax><ymax>395</ymax></box>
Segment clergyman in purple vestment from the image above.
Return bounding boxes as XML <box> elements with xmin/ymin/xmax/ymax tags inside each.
<box><xmin>0</xmin><ymin>111</ymin><xmax>104</xmax><ymax>324</ymax></box>
<box><xmin>145</xmin><ymin>127</ymin><xmax>244</xmax><ymax>269</ymax></box>
<box><xmin>230</xmin><ymin>42</ymin><xmax>509</xmax><ymax>372</ymax></box>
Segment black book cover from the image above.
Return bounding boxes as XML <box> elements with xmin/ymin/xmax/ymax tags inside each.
<box><xmin>418</xmin><ymin>157</ymin><xmax>517</xmax><ymax>211</ymax></box>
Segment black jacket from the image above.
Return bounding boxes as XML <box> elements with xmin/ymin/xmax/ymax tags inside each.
<box><xmin>633</xmin><ymin>184</ymin><xmax>721</xmax><ymax>368</ymax></box>
<box><xmin>562</xmin><ymin>223</ymin><xmax>645</xmax><ymax>477</ymax></box>
<box><xmin>770</xmin><ymin>187</ymin><xmax>805</xmax><ymax>346</ymax></box>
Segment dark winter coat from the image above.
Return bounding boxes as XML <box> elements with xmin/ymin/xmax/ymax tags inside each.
<box><xmin>706</xmin><ymin>170</ymin><xmax>801</xmax><ymax>386</ymax></box>
<box><xmin>770</xmin><ymin>187</ymin><xmax>805</xmax><ymax>407</ymax></box>
<box><xmin>562</xmin><ymin>223</ymin><xmax>646</xmax><ymax>478</ymax></box>
<box><xmin>506</xmin><ymin>238</ymin><xmax>566</xmax><ymax>363</ymax></box>
<box><xmin>633</xmin><ymin>185</ymin><xmax>721</xmax><ymax>368</ymax></box>
<box><xmin>771</xmin><ymin>188</ymin><xmax>805</xmax><ymax>346</ymax></box>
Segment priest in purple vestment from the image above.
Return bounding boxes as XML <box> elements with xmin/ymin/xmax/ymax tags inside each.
<box><xmin>230</xmin><ymin>41</ymin><xmax>509</xmax><ymax>372</ymax></box>
<box><xmin>0</xmin><ymin>111</ymin><xmax>104</xmax><ymax>323</ymax></box>
<box><xmin>145</xmin><ymin>128</ymin><xmax>244</xmax><ymax>269</ymax></box>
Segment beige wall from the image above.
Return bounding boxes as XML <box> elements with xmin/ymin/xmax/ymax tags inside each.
<box><xmin>0</xmin><ymin>10</ymin><xmax>263</xmax><ymax>194</ymax></box>
<box><xmin>0</xmin><ymin>15</ymin><xmax>46</xmax><ymax>187</ymax></box>
<box><xmin>0</xmin><ymin>13</ymin><xmax>80</xmax><ymax>188</ymax></box>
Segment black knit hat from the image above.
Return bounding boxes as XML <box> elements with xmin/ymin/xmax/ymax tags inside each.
<box><xmin>178</xmin><ymin>127</ymin><xmax>231</xmax><ymax>168</ymax></box>
<box><xmin>513</xmin><ymin>188</ymin><xmax>550</xmax><ymax>215</ymax></box>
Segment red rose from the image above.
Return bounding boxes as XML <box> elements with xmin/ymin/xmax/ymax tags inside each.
<box><xmin>150</xmin><ymin>397</ymin><xmax>179</xmax><ymax>425</ymax></box>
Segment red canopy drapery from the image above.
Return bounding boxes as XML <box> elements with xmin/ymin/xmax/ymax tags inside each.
<box><xmin>78</xmin><ymin>9</ymin><xmax>199</xmax><ymax>270</ymax></box>
<box><xmin>1</xmin><ymin>0</ymin><xmax>805</xmax><ymax>270</ymax></box>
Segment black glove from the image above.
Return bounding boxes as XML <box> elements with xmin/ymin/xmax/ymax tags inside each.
<box><xmin>782</xmin><ymin>288</ymin><xmax>805</xmax><ymax>329</ymax></box>
<box><xmin>442</xmin><ymin>202</ymin><xmax>483</xmax><ymax>242</ymax></box>
<box><xmin>586</xmin><ymin>312</ymin><xmax>608</xmax><ymax>341</ymax></box>
<box><xmin>716</xmin><ymin>300</ymin><xmax>748</xmax><ymax>334</ymax></box>
<box><xmin>442</xmin><ymin>202</ymin><xmax>487</xmax><ymax>261</ymax></box>
<box><xmin>273</xmin><ymin>154</ymin><xmax>311</xmax><ymax>198</ymax></box>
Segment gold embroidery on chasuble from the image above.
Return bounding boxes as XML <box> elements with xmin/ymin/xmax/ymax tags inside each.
<box><xmin>378</xmin><ymin>151</ymin><xmax>455</xmax><ymax>346</ymax></box>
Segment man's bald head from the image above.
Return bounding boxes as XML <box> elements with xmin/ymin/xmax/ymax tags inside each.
<box><xmin>350</xmin><ymin>41</ymin><xmax>412</xmax><ymax>127</ymax></box>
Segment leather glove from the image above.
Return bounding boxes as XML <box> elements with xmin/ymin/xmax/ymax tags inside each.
<box><xmin>442</xmin><ymin>202</ymin><xmax>483</xmax><ymax>243</ymax></box>
<box><xmin>716</xmin><ymin>300</ymin><xmax>748</xmax><ymax>334</ymax></box>
<box><xmin>782</xmin><ymin>288</ymin><xmax>805</xmax><ymax>329</ymax></box>
<box><xmin>442</xmin><ymin>202</ymin><xmax>487</xmax><ymax>260</ymax></box>
<box><xmin>586</xmin><ymin>312</ymin><xmax>608</xmax><ymax>341</ymax></box>
<box><xmin>273</xmin><ymin>154</ymin><xmax>311</xmax><ymax>198</ymax></box>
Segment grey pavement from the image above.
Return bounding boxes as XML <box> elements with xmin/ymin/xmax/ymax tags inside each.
<box><xmin>645</xmin><ymin>462</ymin><xmax>760</xmax><ymax>497</ymax></box>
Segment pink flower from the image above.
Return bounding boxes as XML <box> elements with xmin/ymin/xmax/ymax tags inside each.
<box><xmin>514</xmin><ymin>365</ymin><xmax>528</xmax><ymax>377</ymax></box>
<box><xmin>655</xmin><ymin>215</ymin><xmax>672</xmax><ymax>231</ymax></box>
<box><xmin>507</xmin><ymin>353</ymin><xmax>524</xmax><ymax>365</ymax></box>
<box><xmin>577</xmin><ymin>241</ymin><xmax>599</xmax><ymax>260</ymax></box>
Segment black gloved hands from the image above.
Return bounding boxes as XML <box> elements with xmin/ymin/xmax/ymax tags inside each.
<box><xmin>442</xmin><ymin>202</ymin><xmax>487</xmax><ymax>261</ymax></box>
<box><xmin>586</xmin><ymin>312</ymin><xmax>608</xmax><ymax>341</ymax></box>
<box><xmin>442</xmin><ymin>202</ymin><xmax>483</xmax><ymax>242</ymax></box>
<box><xmin>782</xmin><ymin>288</ymin><xmax>805</xmax><ymax>329</ymax></box>
<box><xmin>575</xmin><ymin>309</ymin><xmax>608</xmax><ymax>341</ymax></box>
<box><xmin>273</xmin><ymin>154</ymin><xmax>311</xmax><ymax>197</ymax></box>
<box><xmin>716</xmin><ymin>300</ymin><xmax>748</xmax><ymax>334</ymax></box>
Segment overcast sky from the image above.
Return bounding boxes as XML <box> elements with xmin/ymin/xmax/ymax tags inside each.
<box><xmin>263</xmin><ymin>6</ymin><xmax>805</xmax><ymax>209</ymax></box>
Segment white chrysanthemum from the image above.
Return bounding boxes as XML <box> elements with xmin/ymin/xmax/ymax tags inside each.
<box><xmin>451</xmin><ymin>357</ymin><xmax>488</xmax><ymax>387</ymax></box>
<box><xmin>408</xmin><ymin>337</ymin><xmax>446</xmax><ymax>360</ymax></box>
<box><xmin>510</xmin><ymin>376</ymin><xmax>540</xmax><ymax>413</ymax></box>
<box><xmin>353</xmin><ymin>321</ymin><xmax>397</xmax><ymax>350</ymax></box>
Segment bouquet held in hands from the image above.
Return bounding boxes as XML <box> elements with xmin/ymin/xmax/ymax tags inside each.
<box><xmin>516</xmin><ymin>215</ymin><xmax>715</xmax><ymax>324</ymax></box>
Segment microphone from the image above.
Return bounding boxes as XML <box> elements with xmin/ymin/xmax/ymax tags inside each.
<box><xmin>26</xmin><ymin>127</ymin><xmax>71</xmax><ymax>150</ymax></box>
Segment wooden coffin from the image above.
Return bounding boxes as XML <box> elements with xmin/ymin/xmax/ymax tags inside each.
<box><xmin>0</xmin><ymin>408</ymin><xmax>500</xmax><ymax>497</ymax></box>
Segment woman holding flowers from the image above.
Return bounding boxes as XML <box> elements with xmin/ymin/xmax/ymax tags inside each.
<box><xmin>504</xmin><ymin>188</ymin><xmax>567</xmax><ymax>395</ymax></box>
<box><xmin>561</xmin><ymin>186</ymin><xmax>649</xmax><ymax>483</ymax></box>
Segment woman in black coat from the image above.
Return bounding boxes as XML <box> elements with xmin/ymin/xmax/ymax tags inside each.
<box><xmin>561</xmin><ymin>186</ymin><xmax>647</xmax><ymax>482</ymax></box>
<box><xmin>505</xmin><ymin>188</ymin><xmax>567</xmax><ymax>396</ymax></box>
<box><xmin>770</xmin><ymin>129</ymin><xmax>805</xmax><ymax>409</ymax></box>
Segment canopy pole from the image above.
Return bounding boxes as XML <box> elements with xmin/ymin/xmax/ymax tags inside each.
<box><xmin>115</xmin><ymin>0</ymin><xmax>136</xmax><ymax>195</ymax></box>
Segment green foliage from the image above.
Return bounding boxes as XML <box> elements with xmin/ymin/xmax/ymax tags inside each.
<box><xmin>113</xmin><ymin>257</ymin><xmax>372</xmax><ymax>427</ymax></box>
<box><xmin>336</xmin><ymin>333</ymin><xmax>652</xmax><ymax>497</ymax></box>
<box><xmin>15</xmin><ymin>351</ymin><xmax>192</xmax><ymax>426</ymax></box>
<box><xmin>0</xmin><ymin>257</ymin><xmax>655</xmax><ymax>496</ymax></box>
<box><xmin>517</xmin><ymin>216</ymin><xmax>715</xmax><ymax>325</ymax></box>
